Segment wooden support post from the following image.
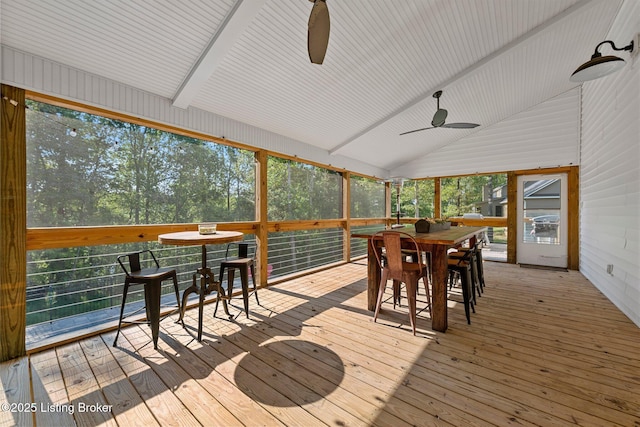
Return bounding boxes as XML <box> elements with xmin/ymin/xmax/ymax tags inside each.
<box><xmin>506</xmin><ymin>171</ymin><xmax>517</xmax><ymax>264</ymax></box>
<box><xmin>385</xmin><ymin>181</ymin><xmax>391</xmax><ymax>227</ymax></box>
<box><xmin>255</xmin><ymin>150</ymin><xmax>269</xmax><ymax>286</ymax></box>
<box><xmin>343</xmin><ymin>172</ymin><xmax>351</xmax><ymax>262</ymax></box>
<box><xmin>567</xmin><ymin>165</ymin><xmax>580</xmax><ymax>270</ymax></box>
<box><xmin>434</xmin><ymin>177</ymin><xmax>441</xmax><ymax>218</ymax></box>
<box><xmin>1</xmin><ymin>85</ymin><xmax>27</xmax><ymax>361</ymax></box>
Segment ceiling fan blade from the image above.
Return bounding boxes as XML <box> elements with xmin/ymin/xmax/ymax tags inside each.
<box><xmin>401</xmin><ymin>91</ymin><xmax>479</xmax><ymax>135</ymax></box>
<box><xmin>308</xmin><ymin>0</ymin><xmax>330</xmax><ymax>64</ymax></box>
<box><xmin>399</xmin><ymin>127</ymin><xmax>435</xmax><ymax>136</ymax></box>
<box><xmin>441</xmin><ymin>122</ymin><xmax>480</xmax><ymax>129</ymax></box>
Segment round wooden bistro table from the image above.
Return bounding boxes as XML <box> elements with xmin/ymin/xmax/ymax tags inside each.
<box><xmin>158</xmin><ymin>230</ymin><xmax>243</xmax><ymax>341</ymax></box>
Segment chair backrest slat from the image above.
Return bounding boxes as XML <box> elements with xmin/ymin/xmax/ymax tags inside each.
<box><xmin>117</xmin><ymin>250</ymin><xmax>160</xmax><ymax>276</ymax></box>
<box><xmin>129</xmin><ymin>252</ymin><xmax>141</xmax><ymax>273</ymax></box>
<box><xmin>238</xmin><ymin>243</ymin><xmax>249</xmax><ymax>258</ymax></box>
<box><xmin>383</xmin><ymin>232</ymin><xmax>404</xmax><ymax>279</ymax></box>
<box><xmin>225</xmin><ymin>242</ymin><xmax>253</xmax><ymax>259</ymax></box>
<box><xmin>370</xmin><ymin>230</ymin><xmax>424</xmax><ymax>281</ymax></box>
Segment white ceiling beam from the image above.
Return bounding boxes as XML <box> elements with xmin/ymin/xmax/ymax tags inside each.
<box><xmin>329</xmin><ymin>0</ymin><xmax>598</xmax><ymax>155</ymax></box>
<box><xmin>172</xmin><ymin>0</ymin><xmax>267</xmax><ymax>109</ymax></box>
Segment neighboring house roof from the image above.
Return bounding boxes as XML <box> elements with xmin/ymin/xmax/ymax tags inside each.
<box><xmin>523</xmin><ymin>179</ymin><xmax>559</xmax><ymax>199</ymax></box>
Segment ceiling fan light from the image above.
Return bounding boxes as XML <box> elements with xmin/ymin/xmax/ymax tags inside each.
<box><xmin>570</xmin><ymin>55</ymin><xmax>626</xmax><ymax>82</ymax></box>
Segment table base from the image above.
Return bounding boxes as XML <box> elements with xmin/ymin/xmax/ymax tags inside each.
<box><xmin>178</xmin><ymin>266</ymin><xmax>231</xmax><ymax>341</ymax></box>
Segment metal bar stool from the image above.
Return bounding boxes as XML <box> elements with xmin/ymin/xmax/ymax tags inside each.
<box><xmin>449</xmin><ymin>241</ymin><xmax>484</xmax><ymax>300</ymax></box>
<box><xmin>447</xmin><ymin>250</ymin><xmax>475</xmax><ymax>324</ymax></box>
<box><xmin>114</xmin><ymin>250</ymin><xmax>180</xmax><ymax>349</ymax></box>
<box><xmin>216</xmin><ymin>243</ymin><xmax>260</xmax><ymax>318</ymax></box>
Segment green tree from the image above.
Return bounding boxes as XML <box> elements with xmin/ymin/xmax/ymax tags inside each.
<box><xmin>400</xmin><ymin>179</ymin><xmax>435</xmax><ymax>219</ymax></box>
<box><xmin>267</xmin><ymin>157</ymin><xmax>341</xmax><ymax>220</ymax></box>
<box><xmin>26</xmin><ymin>102</ymin><xmax>115</xmax><ymax>226</ymax></box>
<box><xmin>441</xmin><ymin>174</ymin><xmax>507</xmax><ymax>217</ymax></box>
<box><xmin>350</xmin><ymin>176</ymin><xmax>385</xmax><ymax>218</ymax></box>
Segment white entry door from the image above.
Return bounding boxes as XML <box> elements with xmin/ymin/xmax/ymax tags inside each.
<box><xmin>516</xmin><ymin>174</ymin><xmax>568</xmax><ymax>268</ymax></box>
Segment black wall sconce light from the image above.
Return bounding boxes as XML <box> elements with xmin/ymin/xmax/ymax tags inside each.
<box><xmin>570</xmin><ymin>35</ymin><xmax>638</xmax><ymax>82</ymax></box>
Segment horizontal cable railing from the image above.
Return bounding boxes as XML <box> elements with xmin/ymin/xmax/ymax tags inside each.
<box><xmin>25</xmin><ymin>223</ymin><xmax>396</xmax><ymax>348</ymax></box>
<box><xmin>350</xmin><ymin>225</ymin><xmax>385</xmax><ymax>258</ymax></box>
<box><xmin>25</xmin><ymin>237</ymin><xmax>257</xmax><ymax>348</ymax></box>
<box><xmin>267</xmin><ymin>228</ymin><xmax>344</xmax><ymax>279</ymax></box>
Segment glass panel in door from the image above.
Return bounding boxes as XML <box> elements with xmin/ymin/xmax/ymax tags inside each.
<box><xmin>517</xmin><ymin>174</ymin><xmax>568</xmax><ymax>268</ymax></box>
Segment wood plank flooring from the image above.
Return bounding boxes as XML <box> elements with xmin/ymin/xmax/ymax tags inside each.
<box><xmin>2</xmin><ymin>261</ymin><xmax>639</xmax><ymax>426</ymax></box>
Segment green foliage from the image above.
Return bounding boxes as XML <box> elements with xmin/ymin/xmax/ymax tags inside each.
<box><xmin>440</xmin><ymin>175</ymin><xmax>507</xmax><ymax>218</ymax></box>
<box><xmin>394</xmin><ymin>175</ymin><xmax>506</xmax><ymax>219</ymax></box>
<box><xmin>267</xmin><ymin>157</ymin><xmax>342</xmax><ymax>220</ymax></box>
<box><xmin>398</xmin><ymin>180</ymin><xmax>435</xmax><ymax>219</ymax></box>
<box><xmin>350</xmin><ymin>176</ymin><xmax>385</xmax><ymax>218</ymax></box>
<box><xmin>26</xmin><ymin>101</ymin><xmax>256</xmax><ymax>226</ymax></box>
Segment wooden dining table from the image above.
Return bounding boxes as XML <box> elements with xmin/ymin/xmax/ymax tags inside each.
<box><xmin>351</xmin><ymin>226</ymin><xmax>487</xmax><ymax>332</ymax></box>
<box><xmin>158</xmin><ymin>230</ymin><xmax>244</xmax><ymax>341</ymax></box>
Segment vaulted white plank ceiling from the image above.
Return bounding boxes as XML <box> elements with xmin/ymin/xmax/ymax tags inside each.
<box><xmin>0</xmin><ymin>0</ymin><xmax>625</xmax><ymax>177</ymax></box>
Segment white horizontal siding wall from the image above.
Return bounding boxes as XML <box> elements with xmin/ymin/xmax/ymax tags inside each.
<box><xmin>0</xmin><ymin>46</ymin><xmax>387</xmax><ymax>179</ymax></box>
<box><xmin>395</xmin><ymin>88</ymin><xmax>580</xmax><ymax>178</ymax></box>
<box><xmin>579</xmin><ymin>0</ymin><xmax>640</xmax><ymax>327</ymax></box>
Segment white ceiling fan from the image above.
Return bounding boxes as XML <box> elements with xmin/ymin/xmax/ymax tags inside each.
<box><xmin>400</xmin><ymin>90</ymin><xmax>480</xmax><ymax>135</ymax></box>
<box><xmin>308</xmin><ymin>0</ymin><xmax>330</xmax><ymax>64</ymax></box>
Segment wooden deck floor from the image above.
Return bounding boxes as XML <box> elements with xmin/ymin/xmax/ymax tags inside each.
<box><xmin>2</xmin><ymin>261</ymin><xmax>640</xmax><ymax>426</ymax></box>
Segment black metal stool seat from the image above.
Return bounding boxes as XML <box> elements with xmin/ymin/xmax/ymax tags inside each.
<box><xmin>114</xmin><ymin>250</ymin><xmax>180</xmax><ymax>349</ymax></box>
<box><xmin>216</xmin><ymin>243</ymin><xmax>260</xmax><ymax>318</ymax></box>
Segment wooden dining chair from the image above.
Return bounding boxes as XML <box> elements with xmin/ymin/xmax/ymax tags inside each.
<box><xmin>371</xmin><ymin>231</ymin><xmax>430</xmax><ymax>335</ymax></box>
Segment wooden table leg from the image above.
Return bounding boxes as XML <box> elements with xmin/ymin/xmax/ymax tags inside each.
<box><xmin>367</xmin><ymin>239</ymin><xmax>381</xmax><ymax>311</ymax></box>
<box><xmin>430</xmin><ymin>245</ymin><xmax>448</xmax><ymax>332</ymax></box>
